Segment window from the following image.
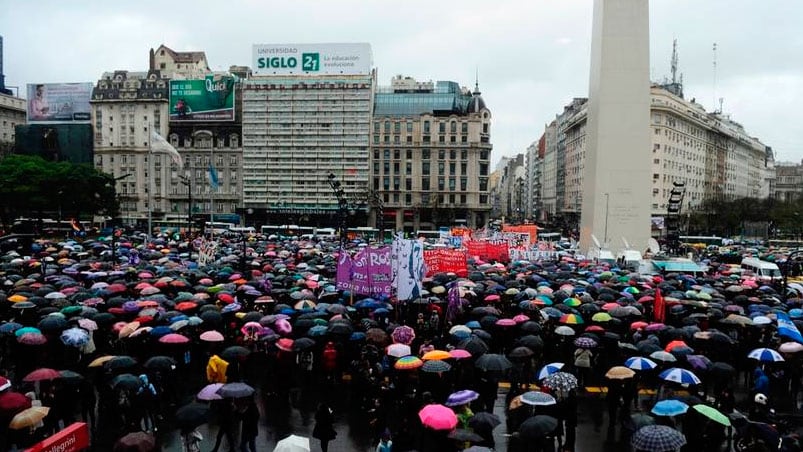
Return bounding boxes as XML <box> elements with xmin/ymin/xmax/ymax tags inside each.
<box><xmin>394</xmin><ymin>149</ymin><xmax>400</xmax><ymax>160</ymax></box>
<box><xmin>450</xmin><ymin>150</ymin><xmax>456</xmax><ymax>160</ymax></box>
<box><xmin>373</xmin><ymin>150</ymin><xmax>379</xmax><ymax>159</ymax></box>
<box><xmin>383</xmin><ymin>178</ymin><xmax>390</xmax><ymax>190</ymax></box>
<box><xmin>479</xmin><ymin>179</ymin><xmax>488</xmax><ymax>191</ymax></box>
<box><xmin>406</xmin><ymin>122</ymin><xmax>413</xmax><ymax>133</ymax></box>
<box><xmin>449</xmin><ymin>178</ymin><xmax>456</xmax><ymax>191</ymax></box>
<box><xmin>405</xmin><ymin>193</ymin><xmax>412</xmax><ymax>204</ymax></box>
<box><xmin>374</xmin><ymin>122</ymin><xmax>380</xmax><ymax>133</ymax></box>
<box><xmin>460</xmin><ymin>194</ymin><xmax>466</xmax><ymax>204</ymax></box>
<box><xmin>439</xmin><ymin>122</ymin><xmax>445</xmax><ymax>133</ymax></box>
<box><xmin>406</xmin><ymin>162</ymin><xmax>412</xmax><ymax>174</ymax></box>
<box><xmin>423</xmin><ymin>136</ymin><xmax>430</xmax><ymax>143</ymax></box>
<box><xmin>422</xmin><ymin>149</ymin><xmax>430</xmax><ymax>160</ymax></box>
<box><xmin>449</xmin><ymin>194</ymin><xmax>455</xmax><ymax>203</ymax></box>
<box><xmin>461</xmin><ymin>136</ymin><xmax>467</xmax><ymax>143</ymax></box>
<box><xmin>450</xmin><ymin>121</ymin><xmax>457</xmax><ymax>133</ymax></box>
<box><xmin>95</xmin><ymin>109</ymin><xmax>102</xmax><ymax>129</ymax></box>
<box><xmin>384</xmin><ymin>136</ymin><xmax>389</xmax><ymax>143</ymax></box>
<box><xmin>460</xmin><ymin>177</ymin><xmax>467</xmax><ymax>191</ymax></box>
<box><xmin>393</xmin><ymin>162</ymin><xmax>400</xmax><ymax>173</ymax></box>
<box><xmin>393</xmin><ymin>177</ymin><xmax>400</xmax><ymax>190</ymax></box>
<box><xmin>373</xmin><ymin>162</ymin><xmax>380</xmax><ymax>174</ymax></box>
<box><xmin>461</xmin><ymin>123</ymin><xmax>468</xmax><ymax>133</ymax></box>
<box><xmin>461</xmin><ymin>163</ymin><xmax>467</xmax><ymax>174</ymax></box>
<box><xmin>154</xmin><ymin>110</ymin><xmax>161</xmax><ymax>130</ymax></box>
<box><xmin>480</xmin><ymin>151</ymin><xmax>488</xmax><ymax>160</ymax></box>
<box><xmin>423</xmin><ymin>121</ymin><xmax>430</xmax><ymax>133</ymax></box>
<box><xmin>422</xmin><ymin>178</ymin><xmax>430</xmax><ymax>191</ymax></box>
<box><xmin>438</xmin><ymin>162</ymin><xmax>445</xmax><ymax>176</ymax></box>
<box><xmin>374</xmin><ymin>177</ymin><xmax>380</xmax><ymax>190</ymax></box>
<box><xmin>482</xmin><ymin>123</ymin><xmax>488</xmax><ymax>134</ymax></box>
<box><xmin>479</xmin><ymin>163</ymin><xmax>488</xmax><ymax>176</ymax></box>
<box><xmin>394</xmin><ymin>135</ymin><xmax>400</xmax><ymax>143</ymax></box>
<box><xmin>373</xmin><ymin>135</ymin><xmax>380</xmax><ymax>144</ymax></box>
<box><xmin>405</xmin><ymin>178</ymin><xmax>412</xmax><ymax>190</ymax></box>
<box><xmin>230</xmin><ymin>134</ymin><xmax>238</xmax><ymax>148</ymax></box>
<box><xmin>383</xmin><ymin>162</ymin><xmax>390</xmax><ymax>173</ymax></box>
<box><xmin>384</xmin><ymin>121</ymin><xmax>390</xmax><ymax>133</ymax></box>
<box><xmin>438</xmin><ymin>150</ymin><xmax>445</xmax><ymax>160</ymax></box>
<box><xmin>384</xmin><ymin>149</ymin><xmax>390</xmax><ymax>159</ymax></box>
<box><xmin>449</xmin><ymin>163</ymin><xmax>456</xmax><ymax>174</ymax></box>
<box><xmin>480</xmin><ymin>195</ymin><xmax>488</xmax><ymax>204</ymax></box>
<box><xmin>422</xmin><ymin>162</ymin><xmax>430</xmax><ymax>175</ymax></box>
<box><xmin>438</xmin><ymin>136</ymin><xmax>445</xmax><ymax>143</ymax></box>
<box><xmin>406</xmin><ymin>150</ymin><xmax>412</xmax><ymax>159</ymax></box>
<box><xmin>394</xmin><ymin>122</ymin><xmax>400</xmax><ymax>133</ymax></box>
<box><xmin>438</xmin><ymin>179</ymin><xmax>445</xmax><ymax>190</ymax></box>
<box><xmin>450</xmin><ymin>136</ymin><xmax>456</xmax><ymax>143</ymax></box>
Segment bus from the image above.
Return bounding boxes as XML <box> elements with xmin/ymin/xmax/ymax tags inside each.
<box><xmin>347</xmin><ymin>227</ymin><xmax>380</xmax><ymax>242</ymax></box>
<box><xmin>205</xmin><ymin>222</ymin><xmax>235</xmax><ymax>235</ymax></box>
<box><xmin>259</xmin><ymin>225</ymin><xmax>314</xmax><ymax>239</ymax></box>
<box><xmin>416</xmin><ymin>230</ymin><xmax>443</xmax><ymax>242</ymax></box>
<box><xmin>768</xmin><ymin>239</ymin><xmax>803</xmax><ymax>249</ymax></box>
<box><xmin>679</xmin><ymin>235</ymin><xmax>724</xmax><ymax>247</ymax></box>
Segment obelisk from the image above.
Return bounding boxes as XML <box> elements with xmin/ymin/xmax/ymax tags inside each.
<box><xmin>579</xmin><ymin>0</ymin><xmax>652</xmax><ymax>257</ymax></box>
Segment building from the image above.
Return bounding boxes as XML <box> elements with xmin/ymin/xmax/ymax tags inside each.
<box><xmin>371</xmin><ymin>75</ymin><xmax>492</xmax><ymax>231</ymax></box>
<box><xmin>90</xmin><ymin>44</ymin><xmax>241</xmax><ymax>228</ymax></box>
<box><xmin>0</xmin><ymin>93</ymin><xmax>24</xmax><ymax>156</ymax></box>
<box><xmin>531</xmin><ymin>84</ymin><xmax>776</xmax><ymax>231</ymax></box>
<box><xmin>524</xmin><ymin>136</ymin><xmax>544</xmax><ymax>221</ymax></box>
<box><xmin>242</xmin><ymin>43</ymin><xmax>374</xmax><ymax>227</ymax></box>
<box><xmin>775</xmin><ymin>161</ymin><xmax>803</xmax><ymax>202</ymax></box>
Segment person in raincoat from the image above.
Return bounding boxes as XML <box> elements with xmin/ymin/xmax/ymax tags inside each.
<box><xmin>313</xmin><ymin>403</ymin><xmax>337</xmax><ymax>452</ymax></box>
<box><xmin>207</xmin><ymin>354</ymin><xmax>229</xmax><ymax>384</ymax></box>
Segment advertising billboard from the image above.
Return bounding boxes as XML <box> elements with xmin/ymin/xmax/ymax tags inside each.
<box><xmin>169</xmin><ymin>74</ymin><xmax>235</xmax><ymax>121</ymax></box>
<box><xmin>252</xmin><ymin>43</ymin><xmax>372</xmax><ymax>76</ymax></box>
<box><xmin>26</xmin><ymin>83</ymin><xmax>92</xmax><ymax>124</ymax></box>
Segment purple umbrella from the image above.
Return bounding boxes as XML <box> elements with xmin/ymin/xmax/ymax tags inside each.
<box><xmin>18</xmin><ymin>332</ymin><xmax>47</xmax><ymax>345</ymax></box>
<box><xmin>122</xmin><ymin>301</ymin><xmax>140</xmax><ymax>313</ymax></box>
<box><xmin>197</xmin><ymin>383</ymin><xmax>224</xmax><ymax>401</ymax></box>
<box><xmin>392</xmin><ymin>326</ymin><xmax>416</xmax><ymax>345</ymax></box>
<box><xmin>274</xmin><ymin>319</ymin><xmax>292</xmax><ymax>336</ymax></box>
<box><xmin>685</xmin><ymin>354</ymin><xmax>712</xmax><ymax>371</ymax></box>
<box><xmin>445</xmin><ymin>390</ymin><xmax>479</xmax><ymax>407</ymax></box>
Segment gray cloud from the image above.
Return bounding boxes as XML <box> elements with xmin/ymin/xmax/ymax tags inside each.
<box><xmin>2</xmin><ymin>0</ymin><xmax>799</xmax><ymax>164</ymax></box>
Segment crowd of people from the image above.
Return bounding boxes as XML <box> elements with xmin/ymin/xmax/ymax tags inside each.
<box><xmin>0</xmin><ymin>231</ymin><xmax>802</xmax><ymax>451</ymax></box>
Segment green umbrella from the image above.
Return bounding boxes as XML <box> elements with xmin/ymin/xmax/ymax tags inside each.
<box><xmin>692</xmin><ymin>404</ymin><xmax>730</xmax><ymax>427</ymax></box>
<box><xmin>592</xmin><ymin>312</ymin><xmax>612</xmax><ymax>322</ymax></box>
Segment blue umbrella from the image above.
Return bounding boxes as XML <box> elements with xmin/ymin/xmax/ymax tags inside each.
<box><xmin>465</xmin><ymin>321</ymin><xmax>481</xmax><ymax>329</ymax></box>
<box><xmin>536</xmin><ymin>362</ymin><xmax>564</xmax><ymax>380</ymax></box>
<box><xmin>651</xmin><ymin>399</ymin><xmax>689</xmax><ymax>417</ymax></box>
<box><xmin>445</xmin><ymin>390</ymin><xmax>479</xmax><ymax>407</ymax></box>
<box><xmin>625</xmin><ymin>357</ymin><xmax>657</xmax><ymax>371</ymax></box>
<box><xmin>149</xmin><ymin>326</ymin><xmax>173</xmax><ymax>338</ymax></box>
<box><xmin>0</xmin><ymin>322</ymin><xmax>23</xmax><ymax>335</ymax></box>
<box><xmin>748</xmin><ymin>347</ymin><xmax>784</xmax><ymax>363</ymax></box>
<box><xmin>659</xmin><ymin>367</ymin><xmax>701</xmax><ymax>385</ymax></box>
<box><xmin>349</xmin><ymin>332</ymin><xmax>366</xmax><ymax>341</ymax></box>
<box><xmin>60</xmin><ymin>327</ymin><xmax>90</xmax><ymax>347</ymax></box>
<box><xmin>308</xmin><ymin>325</ymin><xmax>328</xmax><ymax>337</ymax></box>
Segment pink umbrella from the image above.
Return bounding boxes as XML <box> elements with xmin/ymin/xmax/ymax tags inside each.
<box><xmin>200</xmin><ymin>330</ymin><xmax>225</xmax><ymax>342</ymax></box>
<box><xmin>418</xmin><ymin>404</ymin><xmax>458</xmax><ymax>430</ymax></box>
<box><xmin>513</xmin><ymin>314</ymin><xmax>530</xmax><ymax>323</ymax></box>
<box><xmin>197</xmin><ymin>383</ymin><xmax>224</xmax><ymax>401</ymax></box>
<box><xmin>77</xmin><ymin>318</ymin><xmax>98</xmax><ymax>331</ymax></box>
<box><xmin>240</xmin><ymin>322</ymin><xmax>263</xmax><ymax>336</ymax></box>
<box><xmin>496</xmin><ymin>318</ymin><xmax>516</xmax><ymax>327</ymax></box>
<box><xmin>274</xmin><ymin>319</ymin><xmax>292</xmax><ymax>336</ymax></box>
<box><xmin>159</xmin><ymin>333</ymin><xmax>190</xmax><ymax>344</ymax></box>
<box><xmin>391</xmin><ymin>326</ymin><xmax>416</xmax><ymax>345</ymax></box>
<box><xmin>449</xmin><ymin>349</ymin><xmax>472</xmax><ymax>360</ymax></box>
<box><xmin>23</xmin><ymin>368</ymin><xmax>61</xmax><ymax>382</ymax></box>
<box><xmin>18</xmin><ymin>333</ymin><xmax>47</xmax><ymax>346</ymax></box>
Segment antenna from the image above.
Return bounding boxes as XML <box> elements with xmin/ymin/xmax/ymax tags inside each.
<box><xmin>712</xmin><ymin>42</ymin><xmax>718</xmax><ymax>112</ymax></box>
<box><xmin>718</xmin><ymin>97</ymin><xmax>724</xmax><ymax>114</ymax></box>
<box><xmin>671</xmin><ymin>39</ymin><xmax>678</xmax><ymax>85</ymax></box>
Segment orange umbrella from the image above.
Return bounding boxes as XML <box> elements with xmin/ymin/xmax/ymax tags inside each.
<box><xmin>9</xmin><ymin>406</ymin><xmax>49</xmax><ymax>429</ymax></box>
<box><xmin>88</xmin><ymin>355</ymin><xmax>117</xmax><ymax>368</ymax></box>
<box><xmin>422</xmin><ymin>350</ymin><xmax>452</xmax><ymax>361</ymax></box>
<box><xmin>665</xmin><ymin>340</ymin><xmax>688</xmax><ymax>353</ymax></box>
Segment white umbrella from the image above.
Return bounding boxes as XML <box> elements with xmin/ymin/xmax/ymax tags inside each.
<box><xmin>273</xmin><ymin>434</ymin><xmax>310</xmax><ymax>452</ymax></box>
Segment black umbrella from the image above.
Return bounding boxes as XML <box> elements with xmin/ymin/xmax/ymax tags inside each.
<box><xmin>519</xmin><ymin>321</ymin><xmax>542</xmax><ymax>334</ymax></box>
<box><xmin>292</xmin><ymin>337</ymin><xmax>316</xmax><ymax>351</ymax></box>
<box><xmin>458</xmin><ymin>336</ymin><xmax>489</xmax><ymax>357</ymax></box>
<box><xmin>199</xmin><ymin>310</ymin><xmax>222</xmax><ymax>326</ymax></box>
<box><xmin>217</xmin><ymin>382</ymin><xmax>254</xmax><ymax>398</ymax></box>
<box><xmin>475</xmin><ymin>353</ymin><xmax>513</xmax><ymax>372</ymax></box>
<box><xmin>448</xmin><ymin>429</ymin><xmax>484</xmax><ymax>442</ymax></box>
<box><xmin>58</xmin><ymin>370</ymin><xmax>84</xmax><ymax>384</ymax></box>
<box><xmin>110</xmin><ymin>373</ymin><xmax>140</xmax><ymax>391</ymax></box>
<box><xmin>468</xmin><ymin>412</ymin><xmax>501</xmax><ymax>431</ymax></box>
<box><xmin>508</xmin><ymin>347</ymin><xmax>534</xmax><ymax>359</ymax></box>
<box><xmin>37</xmin><ymin>316</ymin><xmax>67</xmax><ymax>332</ymax></box>
<box><xmin>709</xmin><ymin>362</ymin><xmax>736</xmax><ymax>378</ymax></box>
<box><xmin>472</xmin><ymin>329</ymin><xmax>493</xmax><ymax>342</ymax></box>
<box><xmin>516</xmin><ymin>335</ymin><xmax>544</xmax><ymax>351</ymax></box>
<box><xmin>326</xmin><ymin>322</ymin><xmax>353</xmax><ymax>336</ymax></box>
<box><xmin>144</xmin><ymin>355</ymin><xmax>177</xmax><ymax>371</ymax></box>
<box><xmin>519</xmin><ymin>415</ymin><xmax>558</xmax><ymax>440</ymax></box>
<box><xmin>105</xmin><ymin>355</ymin><xmax>138</xmax><ymax>371</ymax></box>
<box><xmin>220</xmin><ymin>346</ymin><xmax>251</xmax><ymax>361</ymax></box>
<box><xmin>174</xmin><ymin>401</ymin><xmax>210</xmax><ymax>429</ymax></box>
<box><xmin>114</xmin><ymin>431</ymin><xmax>156</xmax><ymax>452</ymax></box>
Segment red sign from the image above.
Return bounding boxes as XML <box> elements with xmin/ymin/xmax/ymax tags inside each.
<box><xmin>424</xmin><ymin>249</ymin><xmax>468</xmax><ymax>277</ymax></box>
<box><xmin>465</xmin><ymin>240</ymin><xmax>510</xmax><ymax>263</ymax></box>
<box><xmin>26</xmin><ymin>422</ymin><xmax>89</xmax><ymax>452</ymax></box>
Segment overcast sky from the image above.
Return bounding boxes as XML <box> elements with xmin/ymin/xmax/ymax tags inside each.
<box><xmin>2</xmin><ymin>0</ymin><xmax>800</xmax><ymax>166</ymax></box>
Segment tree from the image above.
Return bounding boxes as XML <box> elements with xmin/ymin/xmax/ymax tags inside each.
<box><xmin>0</xmin><ymin>154</ymin><xmax>119</xmax><ymax>227</ymax></box>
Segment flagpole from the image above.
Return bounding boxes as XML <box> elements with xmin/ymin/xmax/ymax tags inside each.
<box><xmin>209</xmin><ymin>145</ymin><xmax>214</xmax><ymax>241</ymax></box>
<box><xmin>147</xmin><ymin>122</ymin><xmax>152</xmax><ymax>246</ymax></box>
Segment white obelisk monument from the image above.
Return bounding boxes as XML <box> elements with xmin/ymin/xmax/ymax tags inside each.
<box><xmin>579</xmin><ymin>0</ymin><xmax>652</xmax><ymax>257</ymax></box>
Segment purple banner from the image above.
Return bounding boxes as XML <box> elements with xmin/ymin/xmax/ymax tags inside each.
<box><xmin>336</xmin><ymin>246</ymin><xmax>392</xmax><ymax>296</ymax></box>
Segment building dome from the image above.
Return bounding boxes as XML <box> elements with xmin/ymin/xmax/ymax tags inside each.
<box><xmin>467</xmin><ymin>82</ymin><xmax>487</xmax><ymax>113</ymax></box>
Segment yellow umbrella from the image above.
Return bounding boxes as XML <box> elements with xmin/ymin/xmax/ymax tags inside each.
<box><xmin>9</xmin><ymin>406</ymin><xmax>50</xmax><ymax>430</ymax></box>
<box><xmin>88</xmin><ymin>355</ymin><xmax>117</xmax><ymax>368</ymax></box>
<box><xmin>8</xmin><ymin>295</ymin><xmax>27</xmax><ymax>303</ymax></box>
<box><xmin>605</xmin><ymin>366</ymin><xmax>636</xmax><ymax>380</ymax></box>
<box><xmin>422</xmin><ymin>350</ymin><xmax>452</xmax><ymax>361</ymax></box>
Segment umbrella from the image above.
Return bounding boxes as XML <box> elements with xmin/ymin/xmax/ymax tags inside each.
<box><xmin>692</xmin><ymin>404</ymin><xmax>731</xmax><ymax>426</ymax></box>
<box><xmin>273</xmin><ymin>434</ymin><xmax>310</xmax><ymax>452</ymax></box>
<box><xmin>9</xmin><ymin>406</ymin><xmax>50</xmax><ymax>430</ymax></box>
<box><xmin>197</xmin><ymin>383</ymin><xmax>224</xmax><ymax>401</ymax></box>
<box><xmin>23</xmin><ymin>368</ymin><xmax>61</xmax><ymax>382</ymax></box>
<box><xmin>542</xmin><ymin>372</ymin><xmax>579</xmax><ymax>393</ymax></box>
<box><xmin>422</xmin><ymin>360</ymin><xmax>452</xmax><ymax>373</ymax></box>
<box><xmin>18</xmin><ymin>332</ymin><xmax>46</xmax><ymax>345</ymax></box>
<box><xmin>449</xmin><ymin>349</ymin><xmax>472</xmax><ymax>360</ymax></box>
<box><xmin>159</xmin><ymin>333</ymin><xmax>190</xmax><ymax>344</ymax></box>
<box><xmin>111</xmin><ymin>373</ymin><xmax>140</xmax><ymax>390</ymax></box>
<box><xmin>422</xmin><ymin>350</ymin><xmax>452</xmax><ymax>361</ymax></box>
<box><xmin>220</xmin><ymin>346</ymin><xmax>251</xmax><ymax>361</ymax></box>
<box><xmin>144</xmin><ymin>355</ymin><xmax>177</xmax><ymax>371</ymax></box>
<box><xmin>779</xmin><ymin>342</ymin><xmax>803</xmax><ymax>353</ymax></box>
<box><xmin>113</xmin><ymin>431</ymin><xmax>156</xmax><ymax>452</ymax></box>
<box><xmin>418</xmin><ymin>404</ymin><xmax>458</xmax><ymax>430</ymax></box>
<box><xmin>748</xmin><ymin>347</ymin><xmax>785</xmax><ymax>362</ymax></box>
<box><xmin>58</xmin><ymin>370</ymin><xmax>84</xmax><ymax>384</ymax></box>
<box><xmin>395</xmin><ymin>355</ymin><xmax>423</xmax><ymax>370</ymax></box>
<box><xmin>606</xmin><ymin>366</ymin><xmax>636</xmax><ymax>380</ymax></box>
<box><xmin>217</xmin><ymin>382</ymin><xmax>255</xmax><ymax>398</ymax></box>
<box><xmin>574</xmin><ymin>337</ymin><xmax>598</xmax><ymax>349</ymax></box>
<box><xmin>625</xmin><ymin>357</ymin><xmax>657</xmax><ymax>371</ymax></box>
<box><xmin>391</xmin><ymin>325</ymin><xmax>416</xmax><ymax>345</ymax></box>
<box><xmin>536</xmin><ymin>362</ymin><xmax>564</xmax><ymax>380</ymax></box>
<box><xmin>88</xmin><ymin>355</ymin><xmax>117</xmax><ymax>368</ymax></box>
<box><xmin>293</xmin><ymin>337</ymin><xmax>316</xmax><ymax>351</ymax></box>
<box><xmin>519</xmin><ymin>415</ymin><xmax>558</xmax><ymax>440</ymax></box>
<box><xmin>105</xmin><ymin>355</ymin><xmax>137</xmax><ymax>371</ymax></box>
<box><xmin>520</xmin><ymin>391</ymin><xmax>557</xmax><ymax>406</ymax></box>
<box><xmin>0</xmin><ymin>391</ymin><xmax>31</xmax><ymax>414</ymax></box>
<box><xmin>475</xmin><ymin>353</ymin><xmax>512</xmax><ymax>372</ymax></box>
<box><xmin>709</xmin><ymin>362</ymin><xmax>736</xmax><ymax>379</ymax></box>
<box><xmin>659</xmin><ymin>368</ymin><xmax>702</xmax><ymax>385</ymax></box>
<box><xmin>0</xmin><ymin>376</ymin><xmax>10</xmax><ymax>391</ymax></box>
<box><xmin>175</xmin><ymin>401</ymin><xmax>210</xmax><ymax>429</ymax></box>
<box><xmin>387</xmin><ymin>343</ymin><xmax>412</xmax><ymax>358</ymax></box>
<box><xmin>631</xmin><ymin>425</ymin><xmax>686</xmax><ymax>452</ymax></box>
<box><xmin>448</xmin><ymin>429</ymin><xmax>485</xmax><ymax>443</ymax></box>
<box><xmin>458</xmin><ymin>336</ymin><xmax>489</xmax><ymax>357</ymax></box>
<box><xmin>651</xmin><ymin>399</ymin><xmax>689</xmax><ymax>416</ymax></box>
<box><xmin>445</xmin><ymin>390</ymin><xmax>479</xmax><ymax>407</ymax></box>
<box><xmin>649</xmin><ymin>351</ymin><xmax>677</xmax><ymax>363</ymax></box>
<box><xmin>468</xmin><ymin>412</ymin><xmax>501</xmax><ymax>431</ymax></box>
<box><xmin>60</xmin><ymin>327</ymin><xmax>90</xmax><ymax>347</ymax></box>
<box><xmin>554</xmin><ymin>325</ymin><xmax>575</xmax><ymax>336</ymax></box>
<box><xmin>199</xmin><ymin>330</ymin><xmax>225</xmax><ymax>342</ymax></box>
<box><xmin>508</xmin><ymin>346</ymin><xmax>535</xmax><ymax>359</ymax></box>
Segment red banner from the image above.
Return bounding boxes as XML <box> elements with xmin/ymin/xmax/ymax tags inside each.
<box><xmin>464</xmin><ymin>240</ymin><xmax>510</xmax><ymax>263</ymax></box>
<box><xmin>424</xmin><ymin>249</ymin><xmax>468</xmax><ymax>277</ymax></box>
<box><xmin>26</xmin><ymin>422</ymin><xmax>89</xmax><ymax>452</ymax></box>
<box><xmin>653</xmin><ymin>287</ymin><xmax>665</xmax><ymax>323</ymax></box>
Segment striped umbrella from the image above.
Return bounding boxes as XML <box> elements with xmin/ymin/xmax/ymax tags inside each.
<box><xmin>422</xmin><ymin>360</ymin><xmax>452</xmax><ymax>373</ymax></box>
<box><xmin>520</xmin><ymin>391</ymin><xmax>556</xmax><ymax>406</ymax></box>
<box><xmin>537</xmin><ymin>362</ymin><xmax>564</xmax><ymax>380</ymax></box>
<box><xmin>394</xmin><ymin>355</ymin><xmax>423</xmax><ymax>370</ymax></box>
<box><xmin>625</xmin><ymin>356</ymin><xmax>657</xmax><ymax>371</ymax></box>
<box><xmin>747</xmin><ymin>347</ymin><xmax>785</xmax><ymax>362</ymax></box>
<box><xmin>659</xmin><ymin>367</ymin><xmax>701</xmax><ymax>385</ymax></box>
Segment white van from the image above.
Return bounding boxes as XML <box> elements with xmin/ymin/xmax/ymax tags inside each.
<box><xmin>740</xmin><ymin>258</ymin><xmax>782</xmax><ymax>282</ymax></box>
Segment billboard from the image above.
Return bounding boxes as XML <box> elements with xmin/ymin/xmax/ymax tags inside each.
<box><xmin>26</xmin><ymin>83</ymin><xmax>92</xmax><ymax>123</ymax></box>
<box><xmin>252</xmin><ymin>43</ymin><xmax>372</xmax><ymax>76</ymax></box>
<box><xmin>169</xmin><ymin>74</ymin><xmax>235</xmax><ymax>121</ymax></box>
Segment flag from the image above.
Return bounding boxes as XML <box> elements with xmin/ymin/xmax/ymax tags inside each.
<box><xmin>653</xmin><ymin>287</ymin><xmax>665</xmax><ymax>323</ymax></box>
<box><xmin>777</xmin><ymin>311</ymin><xmax>803</xmax><ymax>344</ymax></box>
<box><xmin>150</xmin><ymin>131</ymin><xmax>183</xmax><ymax>166</ymax></box>
<box><xmin>208</xmin><ymin>163</ymin><xmax>219</xmax><ymax>191</ymax></box>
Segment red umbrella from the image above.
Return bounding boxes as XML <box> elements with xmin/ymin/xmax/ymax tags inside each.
<box><xmin>418</xmin><ymin>404</ymin><xmax>458</xmax><ymax>430</ymax></box>
<box><xmin>0</xmin><ymin>391</ymin><xmax>32</xmax><ymax>415</ymax></box>
<box><xmin>23</xmin><ymin>368</ymin><xmax>61</xmax><ymax>382</ymax></box>
<box><xmin>665</xmin><ymin>340</ymin><xmax>688</xmax><ymax>353</ymax></box>
<box><xmin>159</xmin><ymin>333</ymin><xmax>190</xmax><ymax>344</ymax></box>
<box><xmin>176</xmin><ymin>302</ymin><xmax>198</xmax><ymax>312</ymax></box>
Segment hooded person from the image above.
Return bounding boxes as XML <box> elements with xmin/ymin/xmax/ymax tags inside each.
<box><xmin>137</xmin><ymin>374</ymin><xmax>158</xmax><ymax>432</ymax></box>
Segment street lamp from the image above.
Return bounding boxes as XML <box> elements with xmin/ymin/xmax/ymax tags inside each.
<box><xmin>179</xmin><ymin>175</ymin><xmax>192</xmax><ymax>236</ymax></box>
<box><xmin>109</xmin><ymin>173</ymin><xmax>133</xmax><ymax>262</ymax></box>
<box><xmin>603</xmin><ymin>192</ymin><xmax>610</xmax><ymax>247</ymax></box>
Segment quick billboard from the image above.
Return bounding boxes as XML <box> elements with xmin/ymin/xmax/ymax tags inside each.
<box><xmin>26</xmin><ymin>83</ymin><xmax>92</xmax><ymax>124</ymax></box>
<box><xmin>169</xmin><ymin>74</ymin><xmax>236</xmax><ymax>121</ymax></box>
<box><xmin>252</xmin><ymin>43</ymin><xmax>372</xmax><ymax>76</ymax></box>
